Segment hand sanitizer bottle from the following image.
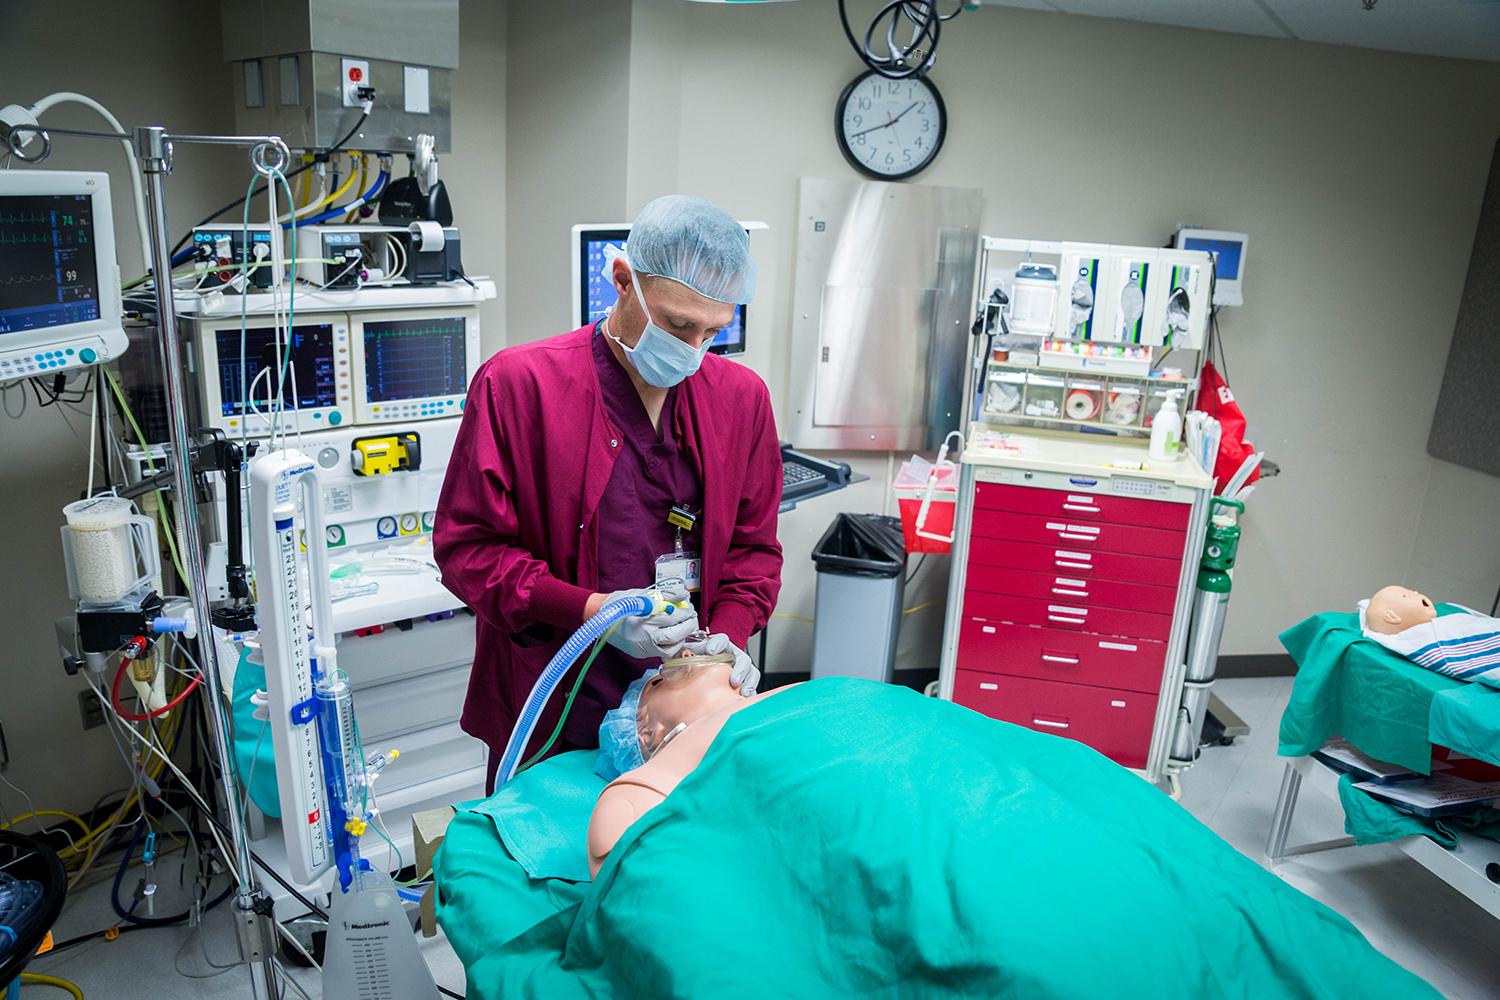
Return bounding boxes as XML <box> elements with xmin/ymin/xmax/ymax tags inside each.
<box><xmin>1149</xmin><ymin>389</ymin><xmax>1185</xmax><ymax>461</ymax></box>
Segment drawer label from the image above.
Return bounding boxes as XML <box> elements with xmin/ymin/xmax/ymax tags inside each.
<box><xmin>1099</xmin><ymin>641</ymin><xmax>1138</xmax><ymax>651</ymax></box>
<box><xmin>979</xmin><ymin>682</ymin><xmax>998</xmax><ymax>690</ymax></box>
<box><xmin>1111</xmin><ymin>476</ymin><xmax>1169</xmax><ymax>499</ymax></box>
<box><xmin>1048</xmin><ymin>604</ymin><xmax>1087</xmax><ymax>615</ymax></box>
<box><xmin>1054</xmin><ymin>577</ymin><xmax>1087</xmax><ymax>588</ymax></box>
<box><xmin>1066</xmin><ymin>494</ymin><xmax>1096</xmax><ymax>503</ymax></box>
<box><xmin>1055</xmin><ymin>549</ymin><xmax>1092</xmax><ymax>561</ymax></box>
<box><xmin>1111</xmin><ymin>700</ymin><xmax>1127</xmax><ymax>708</ymax></box>
<box><xmin>1065</xmin><ymin>524</ymin><xmax>1101</xmax><ymax>535</ymax></box>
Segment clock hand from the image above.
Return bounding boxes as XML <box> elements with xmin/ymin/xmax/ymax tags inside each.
<box><xmin>848</xmin><ymin>118</ymin><xmax>896</xmax><ymax>139</ymax></box>
<box><xmin>847</xmin><ymin>101</ymin><xmax>922</xmax><ymax>140</ymax></box>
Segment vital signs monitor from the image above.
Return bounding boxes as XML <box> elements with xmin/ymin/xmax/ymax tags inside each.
<box><xmin>570</xmin><ymin>223</ymin><xmax>754</xmax><ymax>356</ymax></box>
<box><xmin>193</xmin><ymin>315</ymin><xmax>353</xmax><ymax>436</ymax></box>
<box><xmin>349</xmin><ymin>306</ymin><xmax>480</xmax><ymax>423</ymax></box>
<box><xmin>0</xmin><ymin>170</ymin><xmax>126</xmax><ymax>382</ymax></box>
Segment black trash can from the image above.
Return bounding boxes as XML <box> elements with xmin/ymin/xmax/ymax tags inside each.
<box><xmin>810</xmin><ymin>513</ymin><xmax>907</xmax><ymax>683</ymax></box>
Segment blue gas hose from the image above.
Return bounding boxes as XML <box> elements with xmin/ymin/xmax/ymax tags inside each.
<box><xmin>494</xmin><ymin>596</ymin><xmax>657</xmax><ymax>784</ymax></box>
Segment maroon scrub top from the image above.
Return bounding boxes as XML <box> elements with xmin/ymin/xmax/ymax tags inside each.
<box><xmin>579</xmin><ymin>328</ymin><xmax>704</xmax><ymax>747</ymax></box>
<box><xmin>433</xmin><ymin>323</ymin><xmax>783</xmax><ymax>789</ymax></box>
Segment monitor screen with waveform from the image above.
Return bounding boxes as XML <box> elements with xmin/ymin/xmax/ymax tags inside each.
<box><xmin>215</xmin><ymin>323</ymin><xmax>338</xmax><ymax>416</ymax></box>
<box><xmin>0</xmin><ymin>194</ymin><xmax>101</xmax><ymax>335</ymax></box>
<box><xmin>363</xmin><ymin>316</ymin><xmax>468</xmax><ymax>403</ymax></box>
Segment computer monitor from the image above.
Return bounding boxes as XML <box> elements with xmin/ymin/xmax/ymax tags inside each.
<box><xmin>0</xmin><ymin>170</ymin><xmax>126</xmax><ymax>382</ymax></box>
<box><xmin>1174</xmin><ymin>228</ymin><xmax>1247</xmax><ymax>308</ymax></box>
<box><xmin>194</xmin><ymin>315</ymin><xmax>352</xmax><ymax>436</ymax></box>
<box><xmin>349</xmin><ymin>306</ymin><xmax>480</xmax><ymax>424</ymax></box>
<box><xmin>571</xmin><ymin>223</ymin><xmax>747</xmax><ymax>356</ymax></box>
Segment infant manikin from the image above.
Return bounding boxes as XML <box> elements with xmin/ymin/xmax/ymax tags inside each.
<box><xmin>1358</xmin><ymin>585</ymin><xmax>1500</xmax><ymax>685</ymax></box>
<box><xmin>586</xmin><ymin>657</ymin><xmax>790</xmax><ymax>878</ymax></box>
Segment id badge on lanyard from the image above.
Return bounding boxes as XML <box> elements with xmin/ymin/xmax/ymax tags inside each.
<box><xmin>655</xmin><ymin>504</ymin><xmax>701</xmax><ymax>592</ymax></box>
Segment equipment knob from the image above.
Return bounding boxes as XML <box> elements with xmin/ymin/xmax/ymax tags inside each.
<box><xmin>79</xmin><ymin>348</ymin><xmax>97</xmax><ymax>363</ymax></box>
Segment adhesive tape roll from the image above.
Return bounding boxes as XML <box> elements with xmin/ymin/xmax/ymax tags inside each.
<box><xmin>409</xmin><ymin>220</ymin><xmax>445</xmax><ymax>252</ymax></box>
<box><xmin>1065</xmin><ymin>389</ymin><xmax>1098</xmax><ymax>421</ymax></box>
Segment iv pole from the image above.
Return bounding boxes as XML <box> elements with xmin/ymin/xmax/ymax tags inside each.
<box><xmin>9</xmin><ymin>121</ymin><xmax>292</xmax><ymax>1000</ymax></box>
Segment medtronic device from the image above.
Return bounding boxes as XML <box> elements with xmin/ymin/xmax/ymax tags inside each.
<box><xmin>349</xmin><ymin>306</ymin><xmax>479</xmax><ymax>423</ymax></box>
<box><xmin>571</xmin><ymin>223</ymin><xmax>751</xmax><ymax>356</ymax></box>
<box><xmin>0</xmin><ymin>170</ymin><xmax>126</xmax><ymax>382</ymax></box>
<box><xmin>1174</xmin><ymin>227</ymin><xmax>1248</xmax><ymax>307</ymax></box>
<box><xmin>193</xmin><ymin>315</ymin><xmax>353</xmax><ymax>435</ymax></box>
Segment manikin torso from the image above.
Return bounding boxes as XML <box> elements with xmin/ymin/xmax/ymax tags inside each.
<box><xmin>586</xmin><ymin>660</ymin><xmax>793</xmax><ymax>878</ymax></box>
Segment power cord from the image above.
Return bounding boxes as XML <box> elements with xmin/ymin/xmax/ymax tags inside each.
<box><xmin>166</xmin><ymin>109</ymin><xmax>370</xmax><ymax>260</ymax></box>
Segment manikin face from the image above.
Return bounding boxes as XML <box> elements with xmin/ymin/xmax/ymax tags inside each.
<box><xmin>1365</xmin><ymin>585</ymin><xmax>1436</xmax><ymax>635</ymax></box>
<box><xmin>636</xmin><ymin>660</ymin><xmax>740</xmax><ymax>759</ymax></box>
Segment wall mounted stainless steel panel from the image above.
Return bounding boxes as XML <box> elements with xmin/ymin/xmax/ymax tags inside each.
<box><xmin>221</xmin><ymin>0</ymin><xmax>460</xmax><ymax>69</ymax></box>
<box><xmin>787</xmin><ymin>177</ymin><xmax>982</xmax><ymax>451</ymax></box>
<box><xmin>230</xmin><ymin>53</ymin><xmax>451</xmax><ymax>153</ymax></box>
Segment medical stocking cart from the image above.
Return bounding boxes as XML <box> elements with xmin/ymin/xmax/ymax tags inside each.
<box><xmin>937</xmin><ymin>236</ymin><xmax>1229</xmax><ymax>791</ymax></box>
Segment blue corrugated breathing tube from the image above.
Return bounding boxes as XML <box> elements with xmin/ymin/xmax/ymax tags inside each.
<box><xmin>493</xmin><ymin>595</ymin><xmax>660</xmax><ymax>785</ymax></box>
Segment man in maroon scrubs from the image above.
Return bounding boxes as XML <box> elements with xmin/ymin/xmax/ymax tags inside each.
<box><xmin>435</xmin><ymin>195</ymin><xmax>783</xmax><ymax>790</ymax></box>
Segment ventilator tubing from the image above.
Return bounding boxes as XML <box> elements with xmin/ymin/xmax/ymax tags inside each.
<box><xmin>495</xmin><ymin>595</ymin><xmax>659</xmax><ymax>784</ymax></box>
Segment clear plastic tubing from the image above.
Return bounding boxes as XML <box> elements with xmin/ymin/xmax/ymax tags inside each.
<box><xmin>495</xmin><ymin>595</ymin><xmax>655</xmax><ymax>784</ymax></box>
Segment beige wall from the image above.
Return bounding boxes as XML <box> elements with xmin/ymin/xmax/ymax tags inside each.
<box><xmin>0</xmin><ymin>0</ymin><xmax>509</xmax><ymax>816</ymax></box>
<box><xmin>504</xmin><ymin>0</ymin><xmax>633</xmax><ymax>347</ymax></box>
<box><xmin>600</xmin><ymin>0</ymin><xmax>1500</xmax><ymax>666</ymax></box>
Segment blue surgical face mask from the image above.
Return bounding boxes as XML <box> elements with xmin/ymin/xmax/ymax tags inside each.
<box><xmin>605</xmin><ymin>269</ymin><xmax>712</xmax><ymax>389</ymax></box>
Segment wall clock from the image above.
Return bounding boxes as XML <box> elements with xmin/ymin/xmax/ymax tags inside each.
<box><xmin>835</xmin><ymin>70</ymin><xmax>946</xmax><ymax>180</ymax></box>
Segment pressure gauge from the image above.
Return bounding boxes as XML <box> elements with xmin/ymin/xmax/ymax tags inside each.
<box><xmin>836</xmin><ymin>71</ymin><xmax>946</xmax><ymax>180</ymax></box>
<box><xmin>377</xmin><ymin>516</ymin><xmax>398</xmax><ymax>538</ymax></box>
<box><xmin>326</xmin><ymin>524</ymin><xmax>346</xmax><ymax>547</ymax></box>
<box><xmin>400</xmin><ymin>513</ymin><xmax>419</xmax><ymax>534</ymax></box>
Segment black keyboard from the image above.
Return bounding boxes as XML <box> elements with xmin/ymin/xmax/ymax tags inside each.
<box><xmin>783</xmin><ymin>463</ymin><xmax>825</xmax><ymax>486</ymax></box>
<box><xmin>778</xmin><ymin>443</ymin><xmax>858</xmax><ymax>510</ymax></box>
<box><xmin>782</xmin><ymin>457</ymin><xmax>829</xmax><ymax>502</ymax></box>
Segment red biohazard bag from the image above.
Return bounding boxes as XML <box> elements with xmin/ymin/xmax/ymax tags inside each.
<box><xmin>1198</xmin><ymin>360</ymin><xmax>1259</xmax><ymax>494</ymax></box>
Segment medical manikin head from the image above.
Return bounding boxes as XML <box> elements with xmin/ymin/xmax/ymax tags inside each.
<box><xmin>596</xmin><ymin>657</ymin><xmax>741</xmax><ymax>780</ymax></box>
<box><xmin>1364</xmin><ymin>586</ymin><xmax>1437</xmax><ymax>635</ymax></box>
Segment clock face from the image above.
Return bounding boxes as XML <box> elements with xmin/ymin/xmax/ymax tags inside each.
<box><xmin>836</xmin><ymin>71</ymin><xmax>946</xmax><ymax>180</ymax></box>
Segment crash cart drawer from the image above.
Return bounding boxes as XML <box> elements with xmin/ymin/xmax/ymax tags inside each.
<box><xmin>953</xmin><ymin>670</ymin><xmax>1158</xmax><ymax>770</ymax></box>
<box><xmin>962</xmin><ymin>591</ymin><xmax>1173</xmax><ymax>642</ymax></box>
<box><xmin>964</xmin><ymin>564</ymin><xmax>1178</xmax><ymax>616</ymax></box>
<box><xmin>974</xmin><ymin>482</ymin><xmax>1190</xmax><ymax>531</ymax></box>
<box><xmin>969</xmin><ymin>509</ymin><xmax>1187</xmax><ymax>561</ymax></box>
<box><xmin>955</xmin><ymin>619</ymin><xmax>1166</xmax><ymax>694</ymax></box>
<box><xmin>967</xmin><ymin>537</ymin><xmax>1184</xmax><ymax>588</ymax></box>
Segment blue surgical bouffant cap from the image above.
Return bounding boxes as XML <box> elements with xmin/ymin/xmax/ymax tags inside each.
<box><xmin>595</xmin><ymin>669</ymin><xmax>659</xmax><ymax>782</ymax></box>
<box><xmin>625</xmin><ymin>195</ymin><xmax>758</xmax><ymax>306</ymax></box>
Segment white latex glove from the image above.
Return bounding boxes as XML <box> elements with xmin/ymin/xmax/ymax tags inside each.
<box><xmin>681</xmin><ymin>632</ymin><xmax>759</xmax><ymax>697</ymax></box>
<box><xmin>602</xmin><ymin>582</ymin><xmax>699</xmax><ymax>660</ymax></box>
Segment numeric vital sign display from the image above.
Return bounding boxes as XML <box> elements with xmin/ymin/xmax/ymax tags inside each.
<box><xmin>0</xmin><ymin>194</ymin><xmax>101</xmax><ymax>334</ymax></box>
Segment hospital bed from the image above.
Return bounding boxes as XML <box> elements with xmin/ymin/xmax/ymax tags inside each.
<box><xmin>1268</xmin><ymin>606</ymin><xmax>1500</xmax><ymax>919</ymax></box>
<box><xmin>424</xmin><ymin>677</ymin><xmax>1441</xmax><ymax>1000</ymax></box>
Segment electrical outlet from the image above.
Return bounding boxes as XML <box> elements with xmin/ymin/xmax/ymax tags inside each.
<box><xmin>78</xmin><ymin>689</ymin><xmax>105</xmax><ymax>730</ymax></box>
<box><xmin>340</xmin><ymin>58</ymin><xmax>371</xmax><ymax>107</ymax></box>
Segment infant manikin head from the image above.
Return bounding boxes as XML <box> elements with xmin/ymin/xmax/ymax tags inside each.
<box><xmin>1365</xmin><ymin>586</ymin><xmax>1436</xmax><ymax>635</ymax></box>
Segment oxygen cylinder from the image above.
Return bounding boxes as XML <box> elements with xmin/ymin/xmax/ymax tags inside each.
<box><xmin>1170</xmin><ymin>499</ymin><xmax>1243</xmax><ymax>765</ymax></box>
